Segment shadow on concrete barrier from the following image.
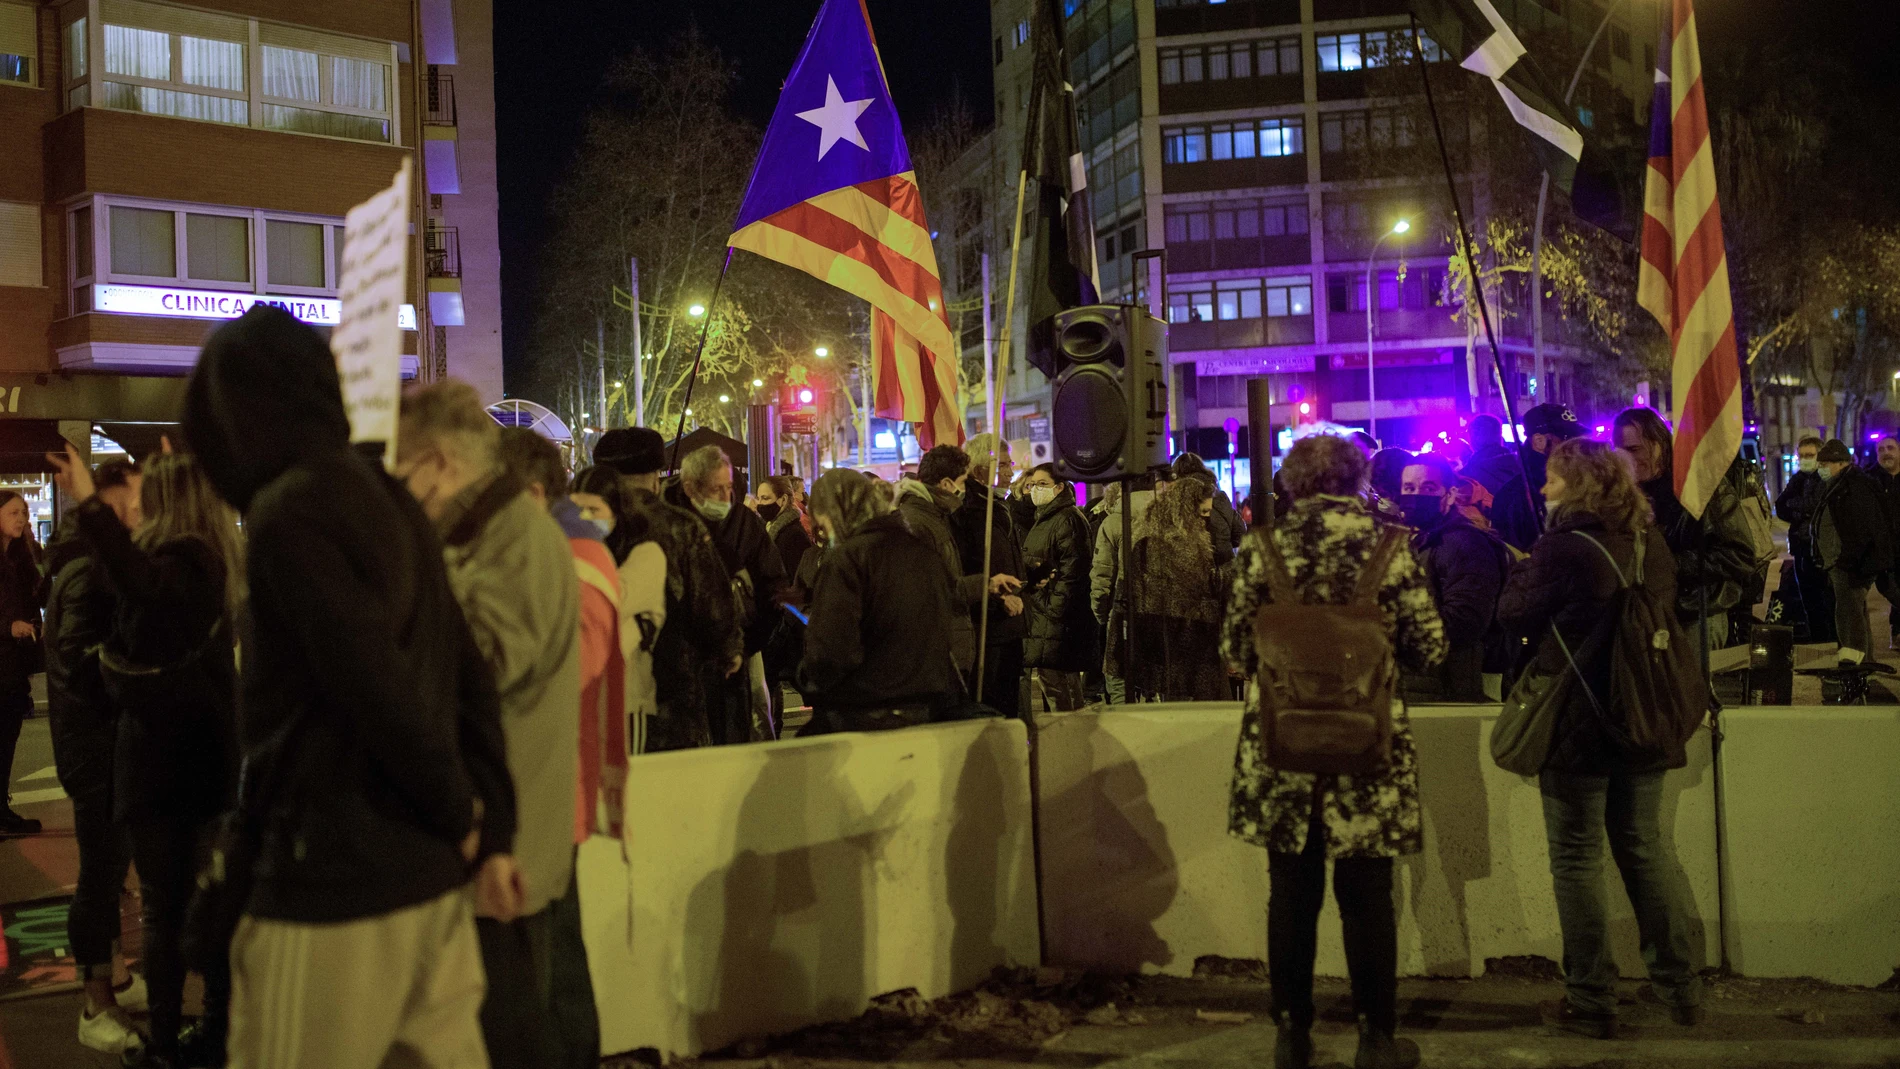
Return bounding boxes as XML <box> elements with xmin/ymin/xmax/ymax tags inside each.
<box><xmin>579</xmin><ymin>718</ymin><xmax>1040</xmax><ymax>1060</ymax></box>
<box><xmin>1035</xmin><ymin>705</ymin><xmax>1719</xmax><ymax>981</ymax></box>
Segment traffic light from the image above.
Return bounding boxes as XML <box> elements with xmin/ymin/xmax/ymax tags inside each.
<box><xmin>780</xmin><ymin>383</ymin><xmax>819</xmax><ymax>435</ymax></box>
<box><xmin>1039</xmin><ymin>304</ymin><xmax>1170</xmax><ymax>483</ymax></box>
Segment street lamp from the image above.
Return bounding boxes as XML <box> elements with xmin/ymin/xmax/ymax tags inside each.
<box><xmin>814</xmin><ymin>346</ymin><xmax>830</xmax><ymax>359</ymax></box>
<box><xmin>688</xmin><ymin>303</ymin><xmax>707</xmax><ymax>318</ymax></box>
<box><xmin>752</xmin><ymin>378</ymin><xmax>765</xmax><ymax>388</ymax></box>
<box><xmin>718</xmin><ymin>394</ymin><xmax>731</xmax><ymax>403</ymax></box>
<box><xmin>1364</xmin><ymin>219</ymin><xmax>1411</xmax><ymax>444</ymax></box>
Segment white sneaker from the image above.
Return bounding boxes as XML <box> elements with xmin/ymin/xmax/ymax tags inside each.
<box><xmin>114</xmin><ymin>973</ymin><xmax>149</xmax><ymax>1013</ymax></box>
<box><xmin>78</xmin><ymin>1005</ymin><xmax>145</xmax><ymax>1056</ymax></box>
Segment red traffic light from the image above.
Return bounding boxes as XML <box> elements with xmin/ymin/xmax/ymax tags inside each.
<box><xmin>798</xmin><ymin>388</ymin><xmax>814</xmax><ymax>405</ymax></box>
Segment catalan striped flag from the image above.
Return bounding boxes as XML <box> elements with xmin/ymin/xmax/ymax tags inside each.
<box><xmin>1638</xmin><ymin>0</ymin><xmax>1740</xmax><ymax>519</ymax></box>
<box><xmin>729</xmin><ymin>0</ymin><xmax>963</xmax><ymax>448</ymax></box>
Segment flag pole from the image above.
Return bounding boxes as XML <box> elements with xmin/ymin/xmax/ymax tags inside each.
<box><xmin>669</xmin><ymin>247</ymin><xmax>737</xmax><ymax>474</ymax></box>
<box><xmin>1409</xmin><ymin>15</ymin><xmax>1540</xmax><ymax>527</ymax></box>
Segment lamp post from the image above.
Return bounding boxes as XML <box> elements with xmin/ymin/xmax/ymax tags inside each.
<box><xmin>1364</xmin><ymin>218</ymin><xmax>1411</xmax><ymax>444</ymax></box>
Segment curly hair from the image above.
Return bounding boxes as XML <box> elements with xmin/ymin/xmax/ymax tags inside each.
<box><xmin>1280</xmin><ymin>434</ymin><xmax>1369</xmax><ymax>499</ymax></box>
<box><xmin>1547</xmin><ymin>438</ymin><xmax>1653</xmax><ymax>534</ymax></box>
<box><xmin>1146</xmin><ymin>472</ymin><xmax>1213</xmax><ymax>570</ymax></box>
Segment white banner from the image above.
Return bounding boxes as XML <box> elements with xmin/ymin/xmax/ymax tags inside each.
<box><xmin>332</xmin><ymin>157</ymin><xmax>412</xmax><ymax>464</ymax></box>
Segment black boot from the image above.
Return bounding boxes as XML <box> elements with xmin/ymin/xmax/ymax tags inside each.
<box><xmin>1273</xmin><ymin>1010</ymin><xmax>1313</xmax><ymax>1069</ymax></box>
<box><xmin>1353</xmin><ymin>1015</ymin><xmax>1420</xmax><ymax>1069</ymax></box>
<box><xmin>0</xmin><ymin>805</ymin><xmax>41</xmax><ymax>835</ymax></box>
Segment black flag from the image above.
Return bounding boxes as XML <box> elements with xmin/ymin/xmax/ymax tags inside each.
<box><xmin>1023</xmin><ymin>0</ymin><xmax>1100</xmax><ymax>379</ymax></box>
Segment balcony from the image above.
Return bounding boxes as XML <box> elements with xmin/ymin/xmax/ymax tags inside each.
<box><xmin>1155</xmin><ymin>0</ymin><xmax>1301</xmax><ymax>37</ymax></box>
<box><xmin>423</xmin><ymin>68</ymin><xmax>461</xmax><ymax>196</ymax></box>
<box><xmin>1163</xmin><ymin>155</ymin><xmax>1306</xmax><ymax>194</ymax></box>
<box><xmin>1169</xmin><ymin>314</ymin><xmax>1315</xmax><ymax>352</ymax></box>
<box><xmin>424</xmin><ymin>224</ymin><xmax>465</xmax><ymax>326</ymax></box>
<box><xmin>1159</xmin><ymin>75</ymin><xmax>1304</xmax><ymax>115</ymax></box>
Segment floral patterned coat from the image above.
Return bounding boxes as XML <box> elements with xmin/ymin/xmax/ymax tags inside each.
<box><xmin>1222</xmin><ymin>494</ymin><xmax>1448</xmax><ymax>858</ymax></box>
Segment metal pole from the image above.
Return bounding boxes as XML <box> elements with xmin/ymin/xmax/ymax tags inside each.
<box><xmin>670</xmin><ymin>248</ymin><xmax>736</xmax><ymax>474</ymax></box>
<box><xmin>596</xmin><ymin>316</ymin><xmax>606</xmax><ymax>431</ymax></box>
<box><xmin>1246</xmin><ymin>377</ymin><xmax>1276</xmax><ymax>530</ymax></box>
<box><xmin>630</xmin><ymin>257</ymin><xmax>644</xmax><ymax>427</ymax></box>
<box><xmin>982</xmin><ymin>252</ymin><xmax>997</xmax><ymax>436</ymax></box>
<box><xmin>1363</xmin><ymin>229</ymin><xmax>1398</xmax><ymax>444</ymax></box>
<box><xmin>859</xmin><ymin>353</ymin><xmax>870</xmax><ymax>467</ymax></box>
<box><xmin>1531</xmin><ymin>0</ymin><xmax>1627</xmax><ymax>401</ymax></box>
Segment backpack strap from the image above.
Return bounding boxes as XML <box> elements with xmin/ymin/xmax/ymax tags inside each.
<box><xmin>1569</xmin><ymin>530</ymin><xmax>1631</xmax><ymax>589</ymax></box>
<box><xmin>1250</xmin><ymin>530</ymin><xmax>1300</xmax><ymax>606</ymax></box>
<box><xmin>1352</xmin><ymin>527</ymin><xmax>1408</xmax><ymax>607</ymax></box>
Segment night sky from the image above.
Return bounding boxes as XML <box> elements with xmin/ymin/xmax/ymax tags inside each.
<box><xmin>493</xmin><ymin>0</ymin><xmax>993</xmax><ymax>394</ymax></box>
<box><xmin>490</xmin><ymin>0</ymin><xmax>1898</xmax><ymax>397</ymax></box>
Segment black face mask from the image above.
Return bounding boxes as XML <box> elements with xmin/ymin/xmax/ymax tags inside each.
<box><xmin>758</xmin><ymin>502</ymin><xmax>782</xmax><ymax>522</ymax></box>
<box><xmin>1398</xmin><ymin>493</ymin><xmax>1446</xmax><ymax>530</ymax></box>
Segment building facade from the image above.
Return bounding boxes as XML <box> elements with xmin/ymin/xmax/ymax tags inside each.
<box><xmin>975</xmin><ymin>0</ymin><xmax>1657</xmax><ymax>475</ymax></box>
<box><xmin>0</xmin><ymin>0</ymin><xmax>500</xmax><ymax>477</ymax></box>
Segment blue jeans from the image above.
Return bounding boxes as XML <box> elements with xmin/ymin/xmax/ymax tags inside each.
<box><xmin>1539</xmin><ymin>770</ymin><xmax>1703</xmax><ymax>1016</ymax></box>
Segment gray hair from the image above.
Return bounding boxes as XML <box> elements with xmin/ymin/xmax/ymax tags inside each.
<box><xmin>964</xmin><ymin>432</ymin><xmax>1008</xmax><ymax>480</ymax></box>
<box><xmin>680</xmin><ymin>444</ymin><xmax>731</xmax><ymax>492</ymax></box>
<box><xmin>398</xmin><ymin>380</ymin><xmax>498</xmax><ymax>468</ymax></box>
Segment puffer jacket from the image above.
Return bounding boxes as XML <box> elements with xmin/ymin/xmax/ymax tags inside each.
<box><xmin>41</xmin><ymin>521</ymin><xmax>118</xmax><ymax>806</ymax></box>
<box><xmin>1497</xmin><ymin>509</ymin><xmax>1677</xmax><ymax>776</ymax></box>
<box><xmin>1022</xmin><ymin>486</ymin><xmax>1096</xmax><ymax>672</ymax></box>
<box><xmin>1403</xmin><ymin>510</ymin><xmax>1509</xmax><ymax>703</ymax></box>
<box><xmin>893</xmin><ymin>479</ymin><xmax>983</xmax><ymax>673</ymax></box>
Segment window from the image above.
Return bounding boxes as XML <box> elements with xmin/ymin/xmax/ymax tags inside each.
<box><xmin>260</xmin><ymin>36</ymin><xmax>392</xmax><ymax>142</ymax></box>
<box><xmin>0</xmin><ymin>201</ymin><xmax>41</xmax><ymax>287</ymax></box>
<box><xmin>1163</xmin><ymin>125</ymin><xmax>1207</xmax><ymax>164</ymax></box>
<box><xmin>1167</xmin><ymin>283</ymin><xmax>1215</xmax><ymax>324</ymax></box>
<box><xmin>1257</xmin><ymin>37</ymin><xmax>1300</xmax><ymax>77</ymax></box>
<box><xmin>1165</xmin><ymin>119</ymin><xmax>1301</xmax><ymax>164</ymax></box>
<box><xmin>1015</xmin><ymin>19</ymin><xmax>1030</xmax><ymax>46</ymax></box>
<box><xmin>1160</xmin><ymin>37</ymin><xmax>1298</xmax><ymax>86</ymax></box>
<box><xmin>186</xmin><ymin>213</ymin><xmax>250</xmax><ymax>283</ymax></box>
<box><xmin>1322</xmin><ymin>108</ymin><xmax>1412</xmax><ymax>152</ymax></box>
<box><xmin>1</xmin><ymin>1</ymin><xmax>35</xmax><ymax>87</ymax></box>
<box><xmin>994</xmin><ymin>36</ymin><xmax>1003</xmax><ymax>65</ymax></box>
<box><xmin>1317</xmin><ymin>29</ymin><xmax>1441</xmax><ymax>72</ymax></box>
<box><xmin>1167</xmin><ymin>278</ymin><xmax>1309</xmax><ymax>323</ymax></box>
<box><xmin>267</xmin><ymin>219</ymin><xmax>325</xmax><ymax>287</ymax></box>
<box><xmin>77</xmin><ymin>197</ymin><xmax>346</xmax><ymax>301</ymax></box>
<box><xmin>99</xmin><ymin>9</ymin><xmax>250</xmax><ymax>127</ymax></box>
<box><xmin>1259</xmin><ymin>117</ymin><xmax>1303</xmax><ymax>156</ymax></box>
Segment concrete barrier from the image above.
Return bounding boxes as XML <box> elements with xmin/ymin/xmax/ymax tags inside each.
<box><xmin>578</xmin><ymin>718</ymin><xmax>1041</xmax><ymax>1060</ymax></box>
<box><xmin>1717</xmin><ymin>706</ymin><xmax>1900</xmax><ymax>987</ymax></box>
<box><xmin>1035</xmin><ymin>704</ymin><xmax>1721</xmax><ymax>981</ymax></box>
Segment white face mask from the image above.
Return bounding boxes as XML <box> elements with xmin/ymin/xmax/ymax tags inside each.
<box><xmin>695</xmin><ymin>499</ymin><xmax>732</xmax><ymax>522</ymax></box>
<box><xmin>1799</xmin><ymin>459</ymin><xmax>1818</xmax><ymax>474</ymax></box>
<box><xmin>1028</xmin><ymin>485</ymin><xmax>1056</xmax><ymax>507</ymax></box>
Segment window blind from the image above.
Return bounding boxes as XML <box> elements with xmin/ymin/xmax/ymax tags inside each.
<box><xmin>0</xmin><ymin>201</ymin><xmax>44</xmax><ymax>289</ymax></box>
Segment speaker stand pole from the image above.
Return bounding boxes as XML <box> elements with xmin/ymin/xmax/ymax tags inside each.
<box><xmin>1121</xmin><ymin>473</ymin><xmax>1135</xmax><ymax>704</ymax></box>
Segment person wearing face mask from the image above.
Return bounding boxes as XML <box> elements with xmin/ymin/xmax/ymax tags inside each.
<box><xmin>755</xmin><ymin>476</ymin><xmax>814</xmax><ymax>581</ymax></box>
<box><xmin>1809</xmin><ymin>438</ymin><xmax>1893</xmax><ymax>665</ymax></box>
<box><xmin>798</xmin><ymin>469</ymin><xmax>959</xmax><ymax>733</ymax></box>
<box><xmin>1396</xmin><ymin>455</ymin><xmax>1510</xmax><ymax>704</ymax></box>
<box><xmin>952</xmin><ymin>434</ymin><xmax>1031</xmax><ymax>717</ymax></box>
<box><xmin>1773</xmin><ymin>437</ymin><xmax>1834</xmax><ymax>643</ymax></box>
<box><xmin>894</xmin><ymin>446</ymin><xmax>1019</xmax><ymax>680</ymax></box>
<box><xmin>1860</xmin><ymin>436</ymin><xmax>1900</xmax><ymax>649</ymax></box>
<box><xmin>665</xmin><ymin>444</ymin><xmax>786</xmax><ymax>743</ymax></box>
<box><xmin>1019</xmin><ymin>464</ymin><xmax>1096</xmax><ymax>711</ymax></box>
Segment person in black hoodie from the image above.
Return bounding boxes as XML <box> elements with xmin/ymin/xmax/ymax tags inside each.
<box><xmin>666</xmin><ymin>444</ymin><xmax>785</xmax><ymax>743</ymax></box>
<box><xmin>47</xmin><ymin>447</ymin><xmax>244</xmax><ymax>1067</ymax></box>
<box><xmin>1496</xmin><ymin>438</ymin><xmax>1703</xmax><ymax>1040</ymax></box>
<box><xmin>1774</xmin><ymin>437</ymin><xmax>1833</xmax><ymax>641</ymax></box>
<box><xmin>1862</xmin><ymin>435</ymin><xmax>1900</xmax><ymax>648</ymax></box>
<box><xmin>0</xmin><ymin>490</ymin><xmax>43</xmax><ymax>836</ymax></box>
<box><xmin>42</xmin><ymin>459</ymin><xmax>148</xmax><ymax>1055</ymax></box>
<box><xmin>799</xmin><ymin>469</ymin><xmax>958</xmax><ymax>731</ymax></box>
<box><xmin>181</xmin><ymin>306</ymin><xmax>516</xmax><ymax>1069</ymax></box>
<box><xmin>1396</xmin><ymin>455</ymin><xmax>1508</xmax><ymax>703</ymax></box>
<box><xmin>951</xmin><ymin>433</ymin><xmax>1028</xmax><ymax>718</ymax></box>
<box><xmin>1812</xmin><ymin>438</ymin><xmax>1893</xmax><ymax>664</ymax></box>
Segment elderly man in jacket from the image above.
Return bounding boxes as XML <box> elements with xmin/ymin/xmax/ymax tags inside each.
<box><xmin>1775</xmin><ymin>437</ymin><xmax>1833</xmax><ymax>642</ymax></box>
<box><xmin>1396</xmin><ymin>455</ymin><xmax>1509</xmax><ymax>702</ymax></box>
<box><xmin>894</xmin><ymin>444</ymin><xmax>1021</xmax><ymax>680</ymax></box>
<box><xmin>800</xmin><ymin>469</ymin><xmax>959</xmax><ymax>732</ymax></box>
<box><xmin>398</xmin><ymin>382</ymin><xmax>583</xmax><ymax>1069</ymax></box>
<box><xmin>1812</xmin><ymin>438</ymin><xmax>1895</xmax><ymax>665</ymax></box>
<box><xmin>667</xmin><ymin>444</ymin><xmax>786</xmax><ymax>742</ymax></box>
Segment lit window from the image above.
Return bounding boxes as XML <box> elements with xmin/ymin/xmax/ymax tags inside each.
<box><xmin>1163</xmin><ymin>125</ymin><xmax>1207</xmax><ymax>164</ymax></box>
<box><xmin>1160</xmin><ymin>48</ymin><xmax>1181</xmax><ymax>84</ymax></box>
<box><xmin>1016</xmin><ymin>19</ymin><xmax>1030</xmax><ymax>46</ymax></box>
<box><xmin>1182</xmin><ymin>49</ymin><xmax>1203</xmax><ymax>82</ymax></box>
<box><xmin>81</xmin><ymin>197</ymin><xmax>344</xmax><ymax>297</ymax></box>
<box><xmin>1258</xmin><ymin>117</ymin><xmax>1303</xmax><ymax>156</ymax></box>
<box><xmin>99</xmin><ymin>15</ymin><xmax>249</xmax><ymax>127</ymax></box>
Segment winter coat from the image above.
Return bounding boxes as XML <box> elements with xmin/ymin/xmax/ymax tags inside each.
<box><xmin>1106</xmin><ymin>531</ymin><xmax>1228</xmax><ymax>700</ymax></box>
<box><xmin>1403</xmin><ymin>510</ymin><xmax>1509</xmax><ymax>703</ymax></box>
<box><xmin>1090</xmin><ymin>490</ymin><xmax>1154</xmax><ymax>623</ymax></box>
<box><xmin>1022</xmin><ymin>487</ymin><xmax>1097</xmax><ymax>672</ymax></box>
<box><xmin>1640</xmin><ymin>474</ymin><xmax>1759</xmax><ymax>621</ymax></box>
<box><xmin>765</xmin><ymin>505</ymin><xmax>815</xmax><ymax>583</ymax></box>
<box><xmin>1467</xmin><ymin>442</ymin><xmax>1542</xmax><ymax>551</ymax></box>
<box><xmin>1206</xmin><ymin>490</ymin><xmax>1246</xmax><ymax>566</ymax></box>
<box><xmin>1812</xmin><ymin>466</ymin><xmax>1893</xmax><ymax>583</ymax></box>
<box><xmin>0</xmin><ymin>538</ymin><xmax>41</xmax><ymax>695</ymax></box>
<box><xmin>436</xmin><ymin>470</ymin><xmax>582</xmax><ymax>918</ymax></box>
<box><xmin>665</xmin><ymin>482</ymin><xmax>786</xmax><ymax>657</ymax></box>
<box><xmin>893</xmin><ymin>479</ymin><xmax>984</xmax><ymax>673</ymax></box>
<box><xmin>41</xmin><ymin>522</ymin><xmax>118</xmax><ymax>808</ymax></box>
<box><xmin>1860</xmin><ymin>463</ymin><xmax>1900</xmax><ymax>552</ymax></box>
<box><xmin>1222</xmin><ymin>494</ymin><xmax>1447</xmax><ymax>859</ymax></box>
<box><xmin>624</xmin><ymin>487</ymin><xmax>742</xmax><ymax>751</ymax></box>
<box><xmin>182</xmin><ymin>305</ymin><xmax>514</xmax><ymax>925</ymax></box>
<box><xmin>1776</xmin><ymin>470</ymin><xmax>1825</xmax><ymax>555</ymax></box>
<box><xmin>952</xmin><ymin>482</ymin><xmax>1028</xmax><ymax>646</ymax></box>
<box><xmin>68</xmin><ymin>499</ymin><xmax>238</xmax><ymax>825</ymax></box>
<box><xmin>798</xmin><ymin>512</ymin><xmax>959</xmax><ymax>715</ymax></box>
<box><xmin>1496</xmin><ymin>509</ymin><xmax>1677</xmax><ymax>776</ymax></box>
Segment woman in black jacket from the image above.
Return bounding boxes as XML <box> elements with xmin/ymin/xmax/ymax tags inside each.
<box><xmin>1496</xmin><ymin>438</ymin><xmax>1704</xmax><ymax>1040</ymax></box>
<box><xmin>50</xmin><ymin>448</ymin><xmax>243</xmax><ymax>1068</ymax></box>
<box><xmin>0</xmin><ymin>490</ymin><xmax>44</xmax><ymax>835</ymax></box>
<box><xmin>1019</xmin><ymin>465</ymin><xmax>1095</xmax><ymax>710</ymax></box>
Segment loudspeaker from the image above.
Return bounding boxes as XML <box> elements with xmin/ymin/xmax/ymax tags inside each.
<box><xmin>1045</xmin><ymin>304</ymin><xmax>1170</xmax><ymax>483</ymax></box>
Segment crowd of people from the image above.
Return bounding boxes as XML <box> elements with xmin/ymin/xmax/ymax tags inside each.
<box><xmin>0</xmin><ymin>302</ymin><xmax>1859</xmax><ymax>1068</ymax></box>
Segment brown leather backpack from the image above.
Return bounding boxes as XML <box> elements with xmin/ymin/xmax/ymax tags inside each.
<box><xmin>1251</xmin><ymin>527</ymin><xmax>1406</xmax><ymax>775</ymax></box>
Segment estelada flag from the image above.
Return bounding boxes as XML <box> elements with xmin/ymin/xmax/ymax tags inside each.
<box><xmin>729</xmin><ymin>0</ymin><xmax>963</xmax><ymax>448</ymax></box>
<box><xmin>1638</xmin><ymin>0</ymin><xmax>1740</xmax><ymax>519</ymax></box>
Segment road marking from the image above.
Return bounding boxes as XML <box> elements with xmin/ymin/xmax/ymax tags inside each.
<box><xmin>10</xmin><ymin>786</ymin><xmax>68</xmax><ymax>806</ymax></box>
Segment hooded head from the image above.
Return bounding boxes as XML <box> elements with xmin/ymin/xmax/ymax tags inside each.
<box><xmin>810</xmin><ymin>467</ymin><xmax>891</xmax><ymax>544</ymax></box>
<box><xmin>184</xmin><ymin>306</ymin><xmax>350</xmax><ymax>512</ymax></box>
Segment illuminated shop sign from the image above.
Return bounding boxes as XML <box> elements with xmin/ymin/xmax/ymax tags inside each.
<box><xmin>91</xmin><ymin>284</ymin><xmax>418</xmax><ymax>331</ymax></box>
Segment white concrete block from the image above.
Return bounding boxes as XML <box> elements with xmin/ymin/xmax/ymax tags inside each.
<box><xmin>1718</xmin><ymin>707</ymin><xmax>1900</xmax><ymax>986</ymax></box>
<box><xmin>579</xmin><ymin>719</ymin><xmax>1041</xmax><ymax>1060</ymax></box>
<box><xmin>1036</xmin><ymin>706</ymin><xmax>1720</xmax><ymax>982</ymax></box>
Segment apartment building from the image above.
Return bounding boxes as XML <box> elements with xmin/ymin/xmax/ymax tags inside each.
<box><xmin>0</xmin><ymin>0</ymin><xmax>500</xmax><ymax>477</ymax></box>
<box><xmin>973</xmin><ymin>0</ymin><xmax>1657</xmax><ymax>474</ymax></box>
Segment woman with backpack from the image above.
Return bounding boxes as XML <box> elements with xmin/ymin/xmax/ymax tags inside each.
<box><xmin>1019</xmin><ymin>464</ymin><xmax>1095</xmax><ymax>711</ymax></box>
<box><xmin>49</xmin><ymin>447</ymin><xmax>243</xmax><ymax>1068</ymax></box>
<box><xmin>1221</xmin><ymin>435</ymin><xmax>1446</xmax><ymax>1069</ymax></box>
<box><xmin>1496</xmin><ymin>438</ymin><xmax>1704</xmax><ymax>1040</ymax></box>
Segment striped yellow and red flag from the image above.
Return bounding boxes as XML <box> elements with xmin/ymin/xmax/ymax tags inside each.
<box><xmin>1638</xmin><ymin>0</ymin><xmax>1739</xmax><ymax>519</ymax></box>
<box><xmin>728</xmin><ymin>0</ymin><xmax>963</xmax><ymax>448</ymax></box>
